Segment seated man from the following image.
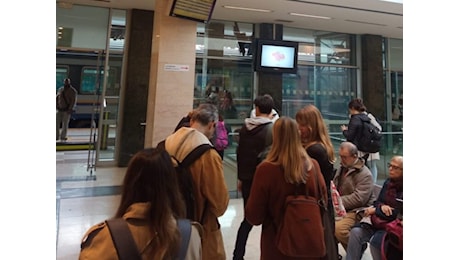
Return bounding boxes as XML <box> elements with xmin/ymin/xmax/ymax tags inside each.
<box><xmin>333</xmin><ymin>142</ymin><xmax>374</xmax><ymax>253</ymax></box>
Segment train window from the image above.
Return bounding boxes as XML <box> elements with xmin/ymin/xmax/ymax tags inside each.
<box><xmin>56</xmin><ymin>66</ymin><xmax>69</xmax><ymax>91</ymax></box>
<box><xmin>80</xmin><ymin>66</ymin><xmax>120</xmax><ymax>94</ymax></box>
<box><xmin>81</xmin><ymin>67</ymin><xmax>103</xmax><ymax>94</ymax></box>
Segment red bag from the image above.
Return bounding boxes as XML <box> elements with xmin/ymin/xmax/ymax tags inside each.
<box><xmin>370</xmin><ymin>214</ymin><xmax>391</xmax><ymax>230</ymax></box>
<box><xmin>381</xmin><ymin>218</ymin><xmax>403</xmax><ymax>260</ymax></box>
<box><xmin>385</xmin><ymin>219</ymin><xmax>403</xmax><ymax>250</ymax></box>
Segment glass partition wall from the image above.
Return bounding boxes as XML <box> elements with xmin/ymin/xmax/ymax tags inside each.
<box><xmin>56</xmin><ymin>4</ymin><xmax>126</xmax><ymax>167</ymax></box>
<box><xmin>56</xmin><ymin>6</ymin><xmax>402</xmax><ymax>182</ymax></box>
<box><xmin>195</xmin><ymin>21</ymin><xmax>403</xmax><ymax>184</ymax></box>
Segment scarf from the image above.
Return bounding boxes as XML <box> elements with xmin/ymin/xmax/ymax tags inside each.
<box><xmin>384</xmin><ymin>177</ymin><xmax>403</xmax><ymax>209</ymax></box>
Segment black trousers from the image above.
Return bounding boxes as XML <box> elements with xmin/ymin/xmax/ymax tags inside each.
<box><xmin>233</xmin><ymin>179</ymin><xmax>253</xmax><ymax>260</ymax></box>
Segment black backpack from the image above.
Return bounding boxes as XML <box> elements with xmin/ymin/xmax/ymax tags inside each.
<box><xmin>357</xmin><ymin>115</ymin><xmax>383</xmax><ymax>153</ymax></box>
<box><xmin>158</xmin><ymin>141</ymin><xmax>212</xmax><ymax>220</ymax></box>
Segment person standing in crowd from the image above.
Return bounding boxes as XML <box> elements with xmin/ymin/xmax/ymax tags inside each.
<box><xmin>232</xmin><ymin>95</ymin><xmax>275</xmax><ymax>260</ymax></box>
<box><xmin>295</xmin><ymin>104</ymin><xmax>338</xmax><ymax>256</ymax></box>
<box><xmin>79</xmin><ymin>148</ymin><xmax>203</xmax><ymax>259</ymax></box>
<box><xmin>56</xmin><ymin>78</ymin><xmax>77</xmax><ymax>141</ymax></box>
<box><xmin>334</xmin><ymin>142</ymin><xmax>374</xmax><ymax>254</ymax></box>
<box><xmin>392</xmin><ymin>96</ymin><xmax>403</xmax><ymax>121</ymax></box>
<box><xmin>219</xmin><ymin>90</ymin><xmax>238</xmax><ymax>119</ymax></box>
<box><xmin>245</xmin><ymin>116</ymin><xmax>328</xmax><ymax>260</ymax></box>
<box><xmin>212</xmin><ymin>114</ymin><xmax>230</xmax><ymax>160</ymax></box>
<box><xmin>341</xmin><ymin>98</ymin><xmax>382</xmax><ymax>183</ymax></box>
<box><xmin>250</xmin><ymin>94</ymin><xmax>279</xmax><ymax>122</ymax></box>
<box><xmin>163</xmin><ymin>103</ymin><xmax>229</xmax><ymax>260</ymax></box>
<box><xmin>296</xmin><ymin>104</ymin><xmax>336</xmax><ymax>195</ymax></box>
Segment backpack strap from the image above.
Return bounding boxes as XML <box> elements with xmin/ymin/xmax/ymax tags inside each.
<box><xmin>106</xmin><ymin>218</ymin><xmax>193</xmax><ymax>260</ymax></box>
<box><xmin>308</xmin><ymin>162</ymin><xmax>327</xmax><ymax>210</ymax></box>
<box><xmin>178</xmin><ymin>144</ymin><xmax>212</xmax><ymax>223</ymax></box>
<box><xmin>106</xmin><ymin>218</ymin><xmax>142</xmax><ymax>260</ymax></box>
<box><xmin>177</xmin><ymin>219</ymin><xmax>192</xmax><ymax>260</ymax></box>
<box><xmin>264</xmin><ymin>122</ymin><xmax>273</xmax><ymax>148</ymax></box>
<box><xmin>181</xmin><ymin>144</ymin><xmax>212</xmax><ymax>167</ymax></box>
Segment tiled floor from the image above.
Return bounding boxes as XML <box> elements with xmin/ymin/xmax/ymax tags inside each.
<box><xmin>56</xmin><ymin>149</ymin><xmax>371</xmax><ymax>260</ymax></box>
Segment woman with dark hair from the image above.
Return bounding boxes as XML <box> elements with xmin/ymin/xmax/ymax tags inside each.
<box><xmin>79</xmin><ymin>148</ymin><xmax>203</xmax><ymax>260</ymax></box>
<box><xmin>341</xmin><ymin>98</ymin><xmax>382</xmax><ymax>182</ymax></box>
<box><xmin>245</xmin><ymin>116</ymin><xmax>328</xmax><ymax>260</ymax></box>
<box><xmin>219</xmin><ymin>90</ymin><xmax>238</xmax><ymax>119</ymax></box>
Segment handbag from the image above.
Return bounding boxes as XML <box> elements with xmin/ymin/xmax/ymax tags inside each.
<box><xmin>385</xmin><ymin>218</ymin><xmax>403</xmax><ymax>251</ymax></box>
<box><xmin>381</xmin><ymin>218</ymin><xmax>403</xmax><ymax>260</ymax></box>
<box><xmin>330</xmin><ymin>181</ymin><xmax>346</xmax><ymax>220</ymax></box>
<box><xmin>370</xmin><ymin>214</ymin><xmax>391</xmax><ymax>230</ymax></box>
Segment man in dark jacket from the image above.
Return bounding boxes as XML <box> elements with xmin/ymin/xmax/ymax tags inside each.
<box><xmin>232</xmin><ymin>95</ymin><xmax>275</xmax><ymax>260</ymax></box>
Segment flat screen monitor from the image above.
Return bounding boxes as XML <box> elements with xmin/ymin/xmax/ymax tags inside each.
<box><xmin>169</xmin><ymin>0</ymin><xmax>217</xmax><ymax>23</ymax></box>
<box><xmin>254</xmin><ymin>39</ymin><xmax>298</xmax><ymax>74</ymax></box>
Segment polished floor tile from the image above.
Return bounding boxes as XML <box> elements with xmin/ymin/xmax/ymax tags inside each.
<box><xmin>56</xmin><ymin>150</ymin><xmax>371</xmax><ymax>260</ymax></box>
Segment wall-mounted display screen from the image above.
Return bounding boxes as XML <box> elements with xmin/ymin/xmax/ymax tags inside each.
<box><xmin>169</xmin><ymin>0</ymin><xmax>217</xmax><ymax>23</ymax></box>
<box><xmin>254</xmin><ymin>39</ymin><xmax>298</xmax><ymax>74</ymax></box>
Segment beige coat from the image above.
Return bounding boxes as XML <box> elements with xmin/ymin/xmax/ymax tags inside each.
<box><xmin>165</xmin><ymin>127</ymin><xmax>230</xmax><ymax>260</ymax></box>
<box><xmin>79</xmin><ymin>202</ymin><xmax>203</xmax><ymax>260</ymax></box>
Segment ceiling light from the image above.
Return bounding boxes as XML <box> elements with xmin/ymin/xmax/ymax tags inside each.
<box><xmin>223</xmin><ymin>6</ymin><xmax>273</xmax><ymax>13</ymax></box>
<box><xmin>289</xmin><ymin>13</ymin><xmax>332</xmax><ymax>19</ymax></box>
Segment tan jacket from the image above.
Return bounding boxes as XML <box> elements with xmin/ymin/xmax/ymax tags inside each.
<box><xmin>79</xmin><ymin>202</ymin><xmax>203</xmax><ymax>260</ymax></box>
<box><xmin>332</xmin><ymin>158</ymin><xmax>375</xmax><ymax>212</ymax></box>
<box><xmin>165</xmin><ymin>127</ymin><xmax>230</xmax><ymax>260</ymax></box>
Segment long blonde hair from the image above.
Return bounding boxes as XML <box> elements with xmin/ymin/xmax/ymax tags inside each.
<box><xmin>295</xmin><ymin>104</ymin><xmax>336</xmax><ymax>164</ymax></box>
<box><xmin>265</xmin><ymin>116</ymin><xmax>312</xmax><ymax>184</ymax></box>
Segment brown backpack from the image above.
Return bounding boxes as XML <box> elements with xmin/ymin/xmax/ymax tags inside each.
<box><xmin>275</xmin><ymin>164</ymin><xmax>327</xmax><ymax>258</ymax></box>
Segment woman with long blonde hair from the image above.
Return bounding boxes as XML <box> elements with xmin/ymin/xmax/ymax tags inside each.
<box><xmin>296</xmin><ymin>104</ymin><xmax>338</xmax><ymax>259</ymax></box>
<box><xmin>296</xmin><ymin>104</ymin><xmax>336</xmax><ymax>186</ymax></box>
<box><xmin>265</xmin><ymin>116</ymin><xmax>311</xmax><ymax>183</ymax></box>
<box><xmin>245</xmin><ymin>116</ymin><xmax>328</xmax><ymax>260</ymax></box>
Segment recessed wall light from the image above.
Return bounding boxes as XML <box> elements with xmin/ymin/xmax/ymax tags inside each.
<box><xmin>223</xmin><ymin>5</ymin><xmax>273</xmax><ymax>13</ymax></box>
<box><xmin>289</xmin><ymin>12</ymin><xmax>332</xmax><ymax>19</ymax></box>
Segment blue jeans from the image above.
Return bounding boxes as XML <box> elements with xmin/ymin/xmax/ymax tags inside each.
<box><xmin>370</xmin><ymin>243</ymin><xmax>381</xmax><ymax>260</ymax></box>
<box><xmin>365</xmin><ymin>159</ymin><xmax>378</xmax><ymax>183</ymax></box>
<box><xmin>346</xmin><ymin>224</ymin><xmax>374</xmax><ymax>260</ymax></box>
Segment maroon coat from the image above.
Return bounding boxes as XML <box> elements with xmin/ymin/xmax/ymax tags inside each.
<box><xmin>245</xmin><ymin>159</ymin><xmax>328</xmax><ymax>260</ymax></box>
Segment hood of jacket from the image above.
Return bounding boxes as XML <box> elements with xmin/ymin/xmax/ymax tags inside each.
<box><xmin>165</xmin><ymin>127</ymin><xmax>212</xmax><ymax>162</ymax></box>
<box><xmin>353</xmin><ymin>113</ymin><xmax>370</xmax><ymax>123</ymax></box>
<box><xmin>244</xmin><ymin>116</ymin><xmax>272</xmax><ymax>131</ymax></box>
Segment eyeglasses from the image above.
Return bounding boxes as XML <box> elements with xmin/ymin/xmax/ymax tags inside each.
<box><xmin>387</xmin><ymin>163</ymin><xmax>402</xmax><ymax>171</ymax></box>
<box><xmin>339</xmin><ymin>153</ymin><xmax>354</xmax><ymax>159</ymax></box>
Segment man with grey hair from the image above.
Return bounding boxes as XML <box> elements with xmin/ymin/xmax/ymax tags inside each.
<box><xmin>163</xmin><ymin>103</ymin><xmax>229</xmax><ymax>260</ymax></box>
<box><xmin>333</xmin><ymin>141</ymin><xmax>374</xmax><ymax>255</ymax></box>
